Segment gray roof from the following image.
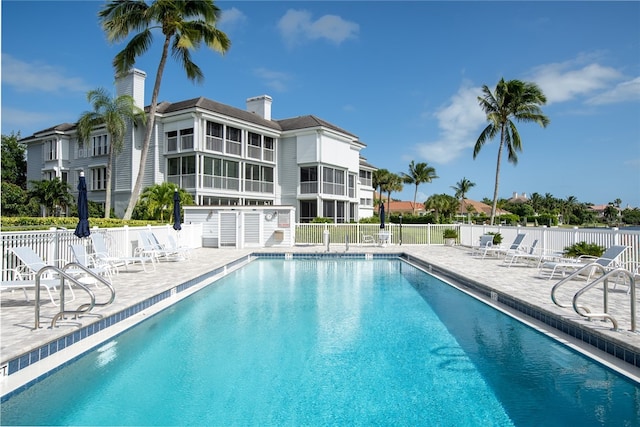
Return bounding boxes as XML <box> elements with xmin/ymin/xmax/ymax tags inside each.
<box><xmin>23</xmin><ymin>96</ymin><xmax>359</xmax><ymax>142</ymax></box>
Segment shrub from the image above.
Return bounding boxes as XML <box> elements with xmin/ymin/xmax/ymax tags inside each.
<box><xmin>487</xmin><ymin>232</ymin><xmax>502</xmax><ymax>245</ymax></box>
<box><xmin>443</xmin><ymin>228</ymin><xmax>458</xmax><ymax>239</ymax></box>
<box><xmin>563</xmin><ymin>242</ymin><xmax>605</xmax><ymax>258</ymax></box>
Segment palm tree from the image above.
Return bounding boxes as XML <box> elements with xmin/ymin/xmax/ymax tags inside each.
<box><xmin>401</xmin><ymin>161</ymin><xmax>438</xmax><ymax>215</ymax></box>
<box><xmin>29</xmin><ymin>178</ymin><xmax>73</xmax><ymax>217</ymax></box>
<box><xmin>381</xmin><ymin>173</ymin><xmax>403</xmax><ymax>215</ymax></box>
<box><xmin>372</xmin><ymin>168</ymin><xmax>391</xmax><ymax>208</ymax></box>
<box><xmin>99</xmin><ymin>0</ymin><xmax>231</xmax><ymax>220</ymax></box>
<box><xmin>473</xmin><ymin>78</ymin><xmax>549</xmax><ymax>225</ymax></box>
<box><xmin>451</xmin><ymin>177</ymin><xmax>475</xmax><ymax>215</ymax></box>
<box><xmin>77</xmin><ymin>88</ymin><xmax>145</xmax><ymax>218</ymax></box>
<box><xmin>139</xmin><ymin>182</ymin><xmax>180</xmax><ymax>221</ymax></box>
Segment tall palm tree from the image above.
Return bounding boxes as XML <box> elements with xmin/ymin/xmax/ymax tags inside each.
<box><xmin>77</xmin><ymin>88</ymin><xmax>145</xmax><ymax>218</ymax></box>
<box><xmin>99</xmin><ymin>0</ymin><xmax>231</xmax><ymax>220</ymax></box>
<box><xmin>401</xmin><ymin>161</ymin><xmax>438</xmax><ymax>215</ymax></box>
<box><xmin>381</xmin><ymin>173</ymin><xmax>403</xmax><ymax>215</ymax></box>
<box><xmin>372</xmin><ymin>168</ymin><xmax>391</xmax><ymax>208</ymax></box>
<box><xmin>451</xmin><ymin>177</ymin><xmax>475</xmax><ymax>214</ymax></box>
<box><xmin>473</xmin><ymin>78</ymin><xmax>549</xmax><ymax>225</ymax></box>
<box><xmin>29</xmin><ymin>178</ymin><xmax>73</xmax><ymax>217</ymax></box>
<box><xmin>139</xmin><ymin>182</ymin><xmax>180</xmax><ymax>221</ymax></box>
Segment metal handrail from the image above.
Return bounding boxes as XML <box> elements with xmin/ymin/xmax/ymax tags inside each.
<box><xmin>34</xmin><ymin>265</ymin><xmax>95</xmax><ymax>330</ymax></box>
<box><xmin>573</xmin><ymin>267</ymin><xmax>636</xmax><ymax>332</ymax></box>
<box><xmin>550</xmin><ymin>262</ymin><xmax>598</xmax><ymax>314</ymax></box>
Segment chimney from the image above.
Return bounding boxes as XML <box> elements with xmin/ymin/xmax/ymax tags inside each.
<box><xmin>513</xmin><ymin>192</ymin><xmax>518</xmax><ymax>199</ymax></box>
<box><xmin>116</xmin><ymin>69</ymin><xmax>146</xmax><ymax>110</ymax></box>
<box><xmin>246</xmin><ymin>95</ymin><xmax>272</xmax><ymax>120</ymax></box>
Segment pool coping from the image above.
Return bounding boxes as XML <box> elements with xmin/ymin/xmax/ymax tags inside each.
<box><xmin>2</xmin><ymin>250</ymin><xmax>639</xmax><ymax>401</ymax></box>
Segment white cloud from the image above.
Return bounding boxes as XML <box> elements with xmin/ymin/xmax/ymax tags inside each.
<box><xmin>527</xmin><ymin>60</ymin><xmax>622</xmax><ymax>104</ymax></box>
<box><xmin>587</xmin><ymin>76</ymin><xmax>640</xmax><ymax>105</ymax></box>
<box><xmin>253</xmin><ymin>67</ymin><xmax>292</xmax><ymax>92</ymax></box>
<box><xmin>1</xmin><ymin>107</ymin><xmax>67</xmax><ymax>135</ymax></box>
<box><xmin>219</xmin><ymin>7</ymin><xmax>247</xmax><ymax>29</ymax></box>
<box><xmin>277</xmin><ymin>9</ymin><xmax>359</xmax><ymax>47</ymax></box>
<box><xmin>414</xmin><ymin>83</ymin><xmax>486</xmax><ymax>164</ymax></box>
<box><xmin>1</xmin><ymin>54</ymin><xmax>91</xmax><ymax>94</ymax></box>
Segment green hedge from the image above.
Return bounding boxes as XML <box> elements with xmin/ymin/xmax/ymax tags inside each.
<box><xmin>0</xmin><ymin>216</ymin><xmax>163</xmax><ymax>231</ymax></box>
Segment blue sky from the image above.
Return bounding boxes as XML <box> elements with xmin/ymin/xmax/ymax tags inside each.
<box><xmin>2</xmin><ymin>1</ymin><xmax>639</xmax><ymax>208</ymax></box>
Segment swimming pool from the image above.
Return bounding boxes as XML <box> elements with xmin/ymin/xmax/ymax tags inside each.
<box><xmin>1</xmin><ymin>258</ymin><xmax>639</xmax><ymax>425</ymax></box>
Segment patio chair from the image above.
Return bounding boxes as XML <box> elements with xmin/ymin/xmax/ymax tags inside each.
<box><xmin>90</xmin><ymin>233</ymin><xmax>155</xmax><ymax>272</ymax></box>
<box><xmin>361</xmin><ymin>233</ymin><xmax>376</xmax><ymax>246</ymax></box>
<box><xmin>167</xmin><ymin>235</ymin><xmax>192</xmax><ymax>259</ymax></box>
<box><xmin>69</xmin><ymin>244</ymin><xmax>115</xmax><ymax>282</ymax></box>
<box><xmin>136</xmin><ymin>230</ymin><xmax>183</xmax><ymax>262</ymax></box>
<box><xmin>9</xmin><ymin>246</ymin><xmax>76</xmax><ymax>305</ymax></box>
<box><xmin>0</xmin><ymin>268</ymin><xmax>63</xmax><ymax>303</ymax></box>
<box><xmin>503</xmin><ymin>239</ymin><xmax>541</xmax><ymax>268</ymax></box>
<box><xmin>471</xmin><ymin>235</ymin><xmax>494</xmax><ymax>257</ymax></box>
<box><xmin>478</xmin><ymin>233</ymin><xmax>527</xmax><ymax>259</ymax></box>
<box><xmin>538</xmin><ymin>245</ymin><xmax>628</xmax><ymax>281</ymax></box>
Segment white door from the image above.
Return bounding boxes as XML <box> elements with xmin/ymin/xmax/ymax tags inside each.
<box><xmin>219</xmin><ymin>212</ymin><xmax>237</xmax><ymax>247</ymax></box>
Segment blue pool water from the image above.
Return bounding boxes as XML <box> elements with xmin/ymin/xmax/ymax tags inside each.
<box><xmin>1</xmin><ymin>258</ymin><xmax>639</xmax><ymax>426</ymax></box>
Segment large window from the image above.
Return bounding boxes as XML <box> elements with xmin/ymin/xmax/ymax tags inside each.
<box><xmin>359</xmin><ymin>170</ymin><xmax>372</xmax><ymax>187</ymax></box>
<box><xmin>205</xmin><ymin>121</ymin><xmax>223</xmax><ymax>152</ymax></box>
<box><xmin>202</xmin><ymin>156</ymin><xmax>239</xmax><ymax>191</ymax></box>
<box><xmin>91</xmin><ymin>167</ymin><xmax>107</xmax><ymax>190</ymax></box>
<box><xmin>247</xmin><ymin>132</ymin><xmax>261</xmax><ymax>159</ymax></box>
<box><xmin>299</xmin><ymin>200</ymin><xmax>317</xmax><ymax>223</ymax></box>
<box><xmin>264</xmin><ymin>136</ymin><xmax>274</xmax><ymax>162</ymax></box>
<box><xmin>166</xmin><ymin>128</ymin><xmax>194</xmax><ymax>152</ymax></box>
<box><xmin>245</xmin><ymin>163</ymin><xmax>274</xmax><ymax>193</ymax></box>
<box><xmin>300</xmin><ymin>166</ymin><xmax>318</xmax><ymax>194</ymax></box>
<box><xmin>323</xmin><ymin>200</ymin><xmax>346</xmax><ymax>223</ymax></box>
<box><xmin>226</xmin><ymin>126</ymin><xmax>242</xmax><ymax>155</ymax></box>
<box><xmin>43</xmin><ymin>139</ymin><xmax>57</xmax><ymax>161</ymax></box>
<box><xmin>322</xmin><ymin>167</ymin><xmax>345</xmax><ymax>195</ymax></box>
<box><xmin>348</xmin><ymin>173</ymin><xmax>356</xmax><ymax>198</ymax></box>
<box><xmin>92</xmin><ymin>134</ymin><xmax>109</xmax><ymax>156</ymax></box>
<box><xmin>167</xmin><ymin>155</ymin><xmax>196</xmax><ymax>188</ymax></box>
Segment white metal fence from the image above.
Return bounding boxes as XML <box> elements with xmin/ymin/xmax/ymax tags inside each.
<box><xmin>2</xmin><ymin>223</ymin><xmax>638</xmax><ymax>281</ymax></box>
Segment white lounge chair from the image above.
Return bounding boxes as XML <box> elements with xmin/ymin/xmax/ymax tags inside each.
<box><xmin>479</xmin><ymin>233</ymin><xmax>527</xmax><ymax>259</ymax></box>
<box><xmin>136</xmin><ymin>230</ymin><xmax>183</xmax><ymax>262</ymax></box>
<box><xmin>503</xmin><ymin>239</ymin><xmax>541</xmax><ymax>267</ymax></box>
<box><xmin>9</xmin><ymin>247</ymin><xmax>76</xmax><ymax>305</ymax></box>
<box><xmin>538</xmin><ymin>245</ymin><xmax>628</xmax><ymax>280</ymax></box>
<box><xmin>90</xmin><ymin>233</ymin><xmax>155</xmax><ymax>272</ymax></box>
<box><xmin>167</xmin><ymin>235</ymin><xmax>192</xmax><ymax>259</ymax></box>
<box><xmin>69</xmin><ymin>244</ymin><xmax>115</xmax><ymax>281</ymax></box>
<box><xmin>361</xmin><ymin>233</ymin><xmax>376</xmax><ymax>246</ymax></box>
<box><xmin>471</xmin><ymin>235</ymin><xmax>494</xmax><ymax>257</ymax></box>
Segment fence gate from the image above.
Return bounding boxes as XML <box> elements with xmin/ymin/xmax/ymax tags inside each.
<box><xmin>219</xmin><ymin>212</ymin><xmax>238</xmax><ymax>247</ymax></box>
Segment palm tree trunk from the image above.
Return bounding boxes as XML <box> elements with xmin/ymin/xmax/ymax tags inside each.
<box><xmin>123</xmin><ymin>36</ymin><xmax>171</xmax><ymax>220</ymax></box>
<box><xmin>105</xmin><ymin>144</ymin><xmax>114</xmax><ymax>218</ymax></box>
<box><xmin>413</xmin><ymin>185</ymin><xmax>418</xmax><ymax>215</ymax></box>
<box><xmin>491</xmin><ymin>130</ymin><xmax>505</xmax><ymax>225</ymax></box>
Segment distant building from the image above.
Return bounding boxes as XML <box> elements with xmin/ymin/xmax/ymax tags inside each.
<box><xmin>20</xmin><ymin>69</ymin><xmax>376</xmax><ymax>223</ymax></box>
<box><xmin>508</xmin><ymin>192</ymin><xmax>529</xmax><ymax>203</ymax></box>
<box><xmin>458</xmin><ymin>199</ymin><xmax>511</xmax><ymax>217</ymax></box>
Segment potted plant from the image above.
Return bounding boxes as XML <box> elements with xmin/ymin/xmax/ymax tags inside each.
<box><xmin>487</xmin><ymin>232</ymin><xmax>502</xmax><ymax>245</ymax></box>
<box><xmin>443</xmin><ymin>228</ymin><xmax>458</xmax><ymax>246</ymax></box>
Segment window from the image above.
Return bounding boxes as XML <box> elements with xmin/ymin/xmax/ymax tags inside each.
<box><xmin>167</xmin><ymin>155</ymin><xmax>196</xmax><ymax>188</ymax></box>
<box><xmin>299</xmin><ymin>200</ymin><xmax>317</xmax><ymax>223</ymax></box>
<box><xmin>323</xmin><ymin>200</ymin><xmax>346</xmax><ymax>223</ymax></box>
<box><xmin>91</xmin><ymin>167</ymin><xmax>107</xmax><ymax>190</ymax></box>
<box><xmin>264</xmin><ymin>136</ymin><xmax>274</xmax><ymax>162</ymax></box>
<box><xmin>206</xmin><ymin>121</ymin><xmax>223</xmax><ymax>152</ymax></box>
<box><xmin>226</xmin><ymin>126</ymin><xmax>242</xmax><ymax>155</ymax></box>
<box><xmin>359</xmin><ymin>170</ymin><xmax>372</xmax><ymax>187</ymax></box>
<box><xmin>166</xmin><ymin>128</ymin><xmax>193</xmax><ymax>152</ymax></box>
<box><xmin>92</xmin><ymin>134</ymin><xmax>109</xmax><ymax>156</ymax></box>
<box><xmin>348</xmin><ymin>173</ymin><xmax>356</xmax><ymax>198</ymax></box>
<box><xmin>323</xmin><ymin>167</ymin><xmax>345</xmax><ymax>195</ymax></box>
<box><xmin>167</xmin><ymin>131</ymin><xmax>178</xmax><ymax>152</ymax></box>
<box><xmin>247</xmin><ymin>132</ymin><xmax>261</xmax><ymax>159</ymax></box>
<box><xmin>202</xmin><ymin>156</ymin><xmax>239</xmax><ymax>190</ymax></box>
<box><xmin>43</xmin><ymin>139</ymin><xmax>57</xmax><ymax>161</ymax></box>
<box><xmin>43</xmin><ymin>170</ymin><xmax>56</xmax><ymax>181</ymax></box>
<box><xmin>300</xmin><ymin>166</ymin><xmax>318</xmax><ymax>194</ymax></box>
<box><xmin>245</xmin><ymin>163</ymin><xmax>274</xmax><ymax>193</ymax></box>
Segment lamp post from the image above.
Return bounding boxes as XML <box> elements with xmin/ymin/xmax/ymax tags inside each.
<box><xmin>399</xmin><ymin>214</ymin><xmax>403</xmax><ymax>245</ymax></box>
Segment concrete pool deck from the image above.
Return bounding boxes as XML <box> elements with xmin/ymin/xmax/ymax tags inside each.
<box><xmin>2</xmin><ymin>244</ymin><xmax>639</xmax><ymax>397</ymax></box>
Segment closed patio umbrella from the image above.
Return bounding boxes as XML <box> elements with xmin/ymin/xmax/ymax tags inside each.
<box><xmin>74</xmin><ymin>171</ymin><xmax>90</xmax><ymax>238</ymax></box>
<box><xmin>173</xmin><ymin>189</ymin><xmax>182</xmax><ymax>231</ymax></box>
<box><xmin>379</xmin><ymin>202</ymin><xmax>385</xmax><ymax>230</ymax></box>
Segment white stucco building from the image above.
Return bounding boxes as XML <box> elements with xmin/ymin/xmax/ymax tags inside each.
<box><xmin>21</xmin><ymin>69</ymin><xmax>376</xmax><ymax>222</ymax></box>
